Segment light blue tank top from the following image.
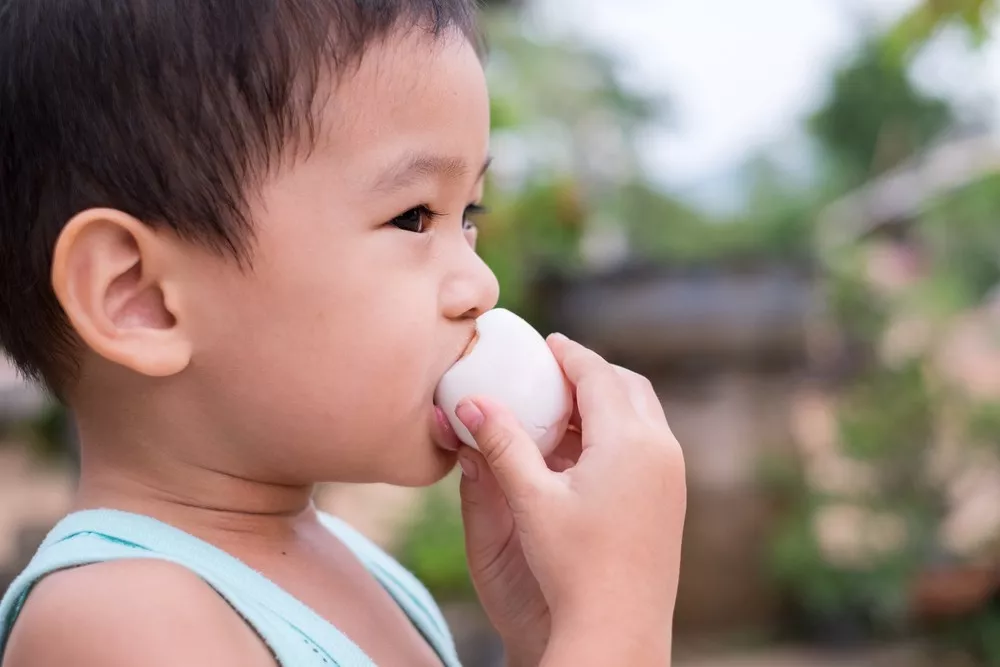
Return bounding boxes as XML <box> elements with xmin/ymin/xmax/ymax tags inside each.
<box><xmin>0</xmin><ymin>509</ymin><xmax>461</xmax><ymax>666</ymax></box>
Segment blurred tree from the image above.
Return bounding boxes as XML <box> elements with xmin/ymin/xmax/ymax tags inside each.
<box><xmin>473</xmin><ymin>7</ymin><xmax>675</xmax><ymax>312</ymax></box>
<box><xmin>618</xmin><ymin>165</ymin><xmax>817</xmax><ymax>265</ymax></box>
<box><xmin>886</xmin><ymin>0</ymin><xmax>997</xmax><ymax>61</ymax></box>
<box><xmin>910</xmin><ymin>172</ymin><xmax>1000</xmax><ymax>315</ymax></box>
<box><xmin>765</xmin><ymin>15</ymin><xmax>996</xmax><ymax>647</ymax></box>
<box><xmin>809</xmin><ymin>38</ymin><xmax>953</xmax><ymax>186</ymax></box>
<box><xmin>483</xmin><ymin>10</ymin><xmax>664</xmax><ymax>148</ymax></box>
<box><xmin>736</xmin><ymin>154</ymin><xmax>823</xmax><ymax>260</ymax></box>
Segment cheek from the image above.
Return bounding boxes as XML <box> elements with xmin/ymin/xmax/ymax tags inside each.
<box><xmin>229</xmin><ymin>256</ymin><xmax>435</xmax><ymax>416</ymax></box>
<box><xmin>187</xmin><ymin>221</ymin><xmax>444</xmax><ymax>448</ymax></box>
<box><xmin>266</xmin><ymin>318</ymin><xmax>436</xmax><ymax>473</ymax></box>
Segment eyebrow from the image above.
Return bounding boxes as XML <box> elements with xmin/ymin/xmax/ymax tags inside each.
<box><xmin>372</xmin><ymin>153</ymin><xmax>492</xmax><ymax>193</ymax></box>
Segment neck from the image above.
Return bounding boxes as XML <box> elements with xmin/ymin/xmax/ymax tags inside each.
<box><xmin>70</xmin><ymin>394</ymin><xmax>317</xmax><ymax>544</ymax></box>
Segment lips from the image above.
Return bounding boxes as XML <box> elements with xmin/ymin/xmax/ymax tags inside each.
<box><xmin>432</xmin><ymin>405</ymin><xmax>462</xmax><ymax>451</ymax></box>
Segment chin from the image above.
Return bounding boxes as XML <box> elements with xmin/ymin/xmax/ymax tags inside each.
<box><xmin>383</xmin><ymin>439</ymin><xmax>459</xmax><ymax>488</ymax></box>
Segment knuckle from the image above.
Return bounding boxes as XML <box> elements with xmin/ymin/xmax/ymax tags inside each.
<box><xmin>661</xmin><ymin>434</ymin><xmax>684</xmax><ymax>463</ymax></box>
<box><xmin>591</xmin><ymin>364</ymin><xmax>624</xmax><ymax>396</ymax></box>
<box><xmin>570</xmin><ymin>344</ymin><xmax>606</xmax><ymax>373</ymax></box>
<box><xmin>480</xmin><ymin>427</ymin><xmax>516</xmax><ymax>465</ymax></box>
<box><xmin>621</xmin><ymin>366</ymin><xmax>655</xmax><ymax>394</ymax></box>
<box><xmin>632</xmin><ymin>423</ymin><xmax>681</xmax><ymax>459</ymax></box>
<box><xmin>654</xmin><ymin>432</ymin><xmax>686</xmax><ymax>475</ymax></box>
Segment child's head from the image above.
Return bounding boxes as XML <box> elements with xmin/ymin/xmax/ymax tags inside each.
<box><xmin>0</xmin><ymin>0</ymin><xmax>498</xmax><ymax>487</ymax></box>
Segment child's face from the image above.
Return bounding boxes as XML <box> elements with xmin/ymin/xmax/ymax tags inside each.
<box><xmin>176</xmin><ymin>29</ymin><xmax>497</xmax><ymax>486</ymax></box>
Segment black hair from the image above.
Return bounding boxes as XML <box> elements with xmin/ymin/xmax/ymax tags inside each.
<box><xmin>0</xmin><ymin>0</ymin><xmax>480</xmax><ymax>393</ymax></box>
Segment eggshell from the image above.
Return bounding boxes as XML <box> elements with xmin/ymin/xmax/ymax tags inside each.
<box><xmin>435</xmin><ymin>308</ymin><xmax>572</xmax><ymax>456</ymax></box>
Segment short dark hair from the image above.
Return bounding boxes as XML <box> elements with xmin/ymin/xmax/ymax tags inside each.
<box><xmin>0</xmin><ymin>0</ymin><xmax>480</xmax><ymax>392</ymax></box>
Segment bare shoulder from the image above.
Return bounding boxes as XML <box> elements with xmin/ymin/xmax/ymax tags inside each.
<box><xmin>4</xmin><ymin>559</ymin><xmax>275</xmax><ymax>667</ymax></box>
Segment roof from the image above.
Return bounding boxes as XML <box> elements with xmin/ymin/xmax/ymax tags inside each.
<box><xmin>537</xmin><ymin>262</ymin><xmax>820</xmax><ymax>366</ymax></box>
<box><xmin>817</xmin><ymin>131</ymin><xmax>1000</xmax><ymax>251</ymax></box>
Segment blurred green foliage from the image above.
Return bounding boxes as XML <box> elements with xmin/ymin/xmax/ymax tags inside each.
<box><xmin>768</xmin><ymin>363</ymin><xmax>940</xmax><ymax>640</ymax></box>
<box><xmin>809</xmin><ymin>38</ymin><xmax>953</xmax><ymax>185</ymax></box>
<box><xmin>886</xmin><ymin>0</ymin><xmax>998</xmax><ymax>61</ymax></box>
<box><xmin>770</xmin><ymin>176</ymin><xmax>1000</xmax><ymax>652</ymax></box>
<box><xmin>743</xmin><ymin>7</ymin><xmax>1000</xmax><ymax>655</ymax></box>
<box><xmin>917</xmin><ymin>173</ymin><xmax>1000</xmax><ymax>311</ymax></box>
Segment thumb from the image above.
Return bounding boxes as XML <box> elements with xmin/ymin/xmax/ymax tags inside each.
<box><xmin>456</xmin><ymin>397</ymin><xmax>551</xmax><ymax>508</ymax></box>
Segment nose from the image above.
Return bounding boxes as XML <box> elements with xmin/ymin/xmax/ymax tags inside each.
<box><xmin>440</xmin><ymin>240</ymin><xmax>500</xmax><ymax>321</ymax></box>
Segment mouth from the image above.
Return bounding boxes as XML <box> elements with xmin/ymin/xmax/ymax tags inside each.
<box><xmin>431</xmin><ymin>404</ymin><xmax>462</xmax><ymax>451</ymax></box>
<box><xmin>459</xmin><ymin>328</ymin><xmax>480</xmax><ymax>360</ymax></box>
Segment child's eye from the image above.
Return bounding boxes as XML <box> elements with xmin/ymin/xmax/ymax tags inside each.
<box><xmin>388</xmin><ymin>203</ymin><xmax>486</xmax><ymax>234</ymax></box>
<box><xmin>463</xmin><ymin>204</ymin><xmax>488</xmax><ymax>231</ymax></box>
<box><xmin>389</xmin><ymin>206</ymin><xmax>437</xmax><ymax>233</ymax></box>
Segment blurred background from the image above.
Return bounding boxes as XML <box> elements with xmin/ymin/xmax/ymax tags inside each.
<box><xmin>5</xmin><ymin>0</ymin><xmax>1000</xmax><ymax>664</ymax></box>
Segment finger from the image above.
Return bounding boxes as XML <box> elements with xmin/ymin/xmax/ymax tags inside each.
<box><xmin>456</xmin><ymin>396</ymin><xmax>552</xmax><ymax>509</ymax></box>
<box><xmin>609</xmin><ymin>365</ymin><xmax>681</xmax><ymax>448</ymax></box>
<box><xmin>611</xmin><ymin>364</ymin><xmax>665</xmax><ymax>423</ymax></box>
<box><xmin>459</xmin><ymin>449</ymin><xmax>517</xmax><ymax>565</ymax></box>
<box><xmin>459</xmin><ymin>449</ymin><xmax>506</xmax><ymax>515</ymax></box>
<box><xmin>548</xmin><ymin>334</ymin><xmax>634</xmax><ymax>436</ymax></box>
<box><xmin>546</xmin><ymin>455</ymin><xmax>577</xmax><ymax>473</ymax></box>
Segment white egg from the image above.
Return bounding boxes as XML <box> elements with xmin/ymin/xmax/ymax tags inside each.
<box><xmin>434</xmin><ymin>308</ymin><xmax>573</xmax><ymax>457</ymax></box>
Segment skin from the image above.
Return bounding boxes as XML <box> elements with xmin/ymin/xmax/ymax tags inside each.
<box><xmin>5</xmin><ymin>22</ymin><xmax>687</xmax><ymax>667</ymax></box>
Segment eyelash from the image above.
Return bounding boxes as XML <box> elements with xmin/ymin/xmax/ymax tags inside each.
<box><xmin>389</xmin><ymin>204</ymin><xmax>487</xmax><ymax>234</ymax></box>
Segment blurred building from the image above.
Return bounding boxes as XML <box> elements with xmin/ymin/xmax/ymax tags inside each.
<box><xmin>537</xmin><ymin>260</ymin><xmax>825</xmax><ymax>640</ymax></box>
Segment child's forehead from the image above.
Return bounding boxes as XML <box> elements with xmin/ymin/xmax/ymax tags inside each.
<box><xmin>327</xmin><ymin>28</ymin><xmax>480</xmax><ymax>116</ymax></box>
<box><xmin>311</xmin><ymin>29</ymin><xmax>489</xmax><ymax>169</ymax></box>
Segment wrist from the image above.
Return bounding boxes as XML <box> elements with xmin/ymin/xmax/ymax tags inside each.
<box><xmin>542</xmin><ymin>633</ymin><xmax>671</xmax><ymax>667</ymax></box>
<box><xmin>543</xmin><ymin>610</ymin><xmax>672</xmax><ymax>667</ymax></box>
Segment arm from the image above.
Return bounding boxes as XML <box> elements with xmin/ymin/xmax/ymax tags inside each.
<box><xmin>3</xmin><ymin>559</ymin><xmax>275</xmax><ymax>667</ymax></box>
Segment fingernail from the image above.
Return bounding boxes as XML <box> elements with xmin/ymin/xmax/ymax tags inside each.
<box><xmin>549</xmin><ymin>332</ymin><xmax>568</xmax><ymax>344</ymax></box>
<box><xmin>456</xmin><ymin>400</ymin><xmax>485</xmax><ymax>435</ymax></box>
<box><xmin>458</xmin><ymin>452</ymin><xmax>479</xmax><ymax>481</ymax></box>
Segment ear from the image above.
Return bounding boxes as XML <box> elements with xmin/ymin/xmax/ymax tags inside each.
<box><xmin>51</xmin><ymin>208</ymin><xmax>192</xmax><ymax>377</ymax></box>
